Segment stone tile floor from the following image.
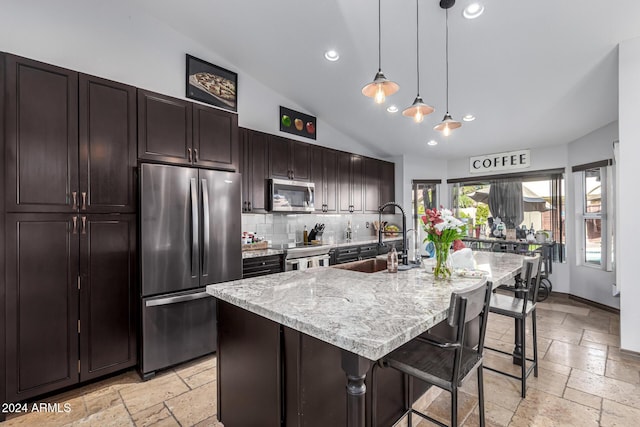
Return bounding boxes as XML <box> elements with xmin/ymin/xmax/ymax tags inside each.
<box><xmin>2</xmin><ymin>294</ymin><xmax>638</xmax><ymax>426</ymax></box>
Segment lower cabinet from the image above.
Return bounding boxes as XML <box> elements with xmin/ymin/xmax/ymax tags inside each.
<box><xmin>242</xmin><ymin>255</ymin><xmax>283</xmax><ymax>278</ymax></box>
<box><xmin>217</xmin><ymin>301</ymin><xmax>429</xmax><ymax>427</ymax></box>
<box><xmin>5</xmin><ymin>213</ymin><xmax>136</xmax><ymax>402</ymax></box>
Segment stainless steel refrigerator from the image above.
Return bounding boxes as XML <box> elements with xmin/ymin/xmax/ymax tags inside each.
<box><xmin>139</xmin><ymin>163</ymin><xmax>241</xmax><ymax>379</ymax></box>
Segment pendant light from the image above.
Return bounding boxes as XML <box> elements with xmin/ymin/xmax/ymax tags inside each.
<box><xmin>434</xmin><ymin>2</ymin><xmax>462</xmax><ymax>136</ymax></box>
<box><xmin>362</xmin><ymin>0</ymin><xmax>399</xmax><ymax>104</ymax></box>
<box><xmin>402</xmin><ymin>0</ymin><xmax>434</xmax><ymax>123</ymax></box>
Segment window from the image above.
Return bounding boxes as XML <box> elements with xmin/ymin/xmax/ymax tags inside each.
<box><xmin>448</xmin><ymin>169</ymin><xmax>565</xmax><ymax>262</ymax></box>
<box><xmin>575</xmin><ymin>163</ymin><xmax>614</xmax><ymax>270</ymax></box>
<box><xmin>412</xmin><ymin>181</ymin><xmax>440</xmax><ymax>257</ymax></box>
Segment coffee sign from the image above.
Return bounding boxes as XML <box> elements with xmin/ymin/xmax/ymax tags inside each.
<box><xmin>469</xmin><ymin>149</ymin><xmax>530</xmax><ymax>174</ymax></box>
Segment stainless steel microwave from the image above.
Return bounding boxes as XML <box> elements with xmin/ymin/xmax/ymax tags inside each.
<box><xmin>268</xmin><ymin>178</ymin><xmax>315</xmax><ymax>212</ymax></box>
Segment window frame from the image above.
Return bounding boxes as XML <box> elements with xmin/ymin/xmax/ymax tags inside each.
<box><xmin>575</xmin><ymin>164</ymin><xmax>614</xmax><ymax>271</ymax></box>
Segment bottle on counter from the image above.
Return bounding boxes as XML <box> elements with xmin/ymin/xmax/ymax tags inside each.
<box><xmin>387</xmin><ymin>245</ymin><xmax>398</xmax><ymax>273</ymax></box>
<box><xmin>303</xmin><ymin>225</ymin><xmax>308</xmax><ymax>244</ymax></box>
<box><xmin>345</xmin><ymin>220</ymin><xmax>352</xmax><ymax>241</ymax></box>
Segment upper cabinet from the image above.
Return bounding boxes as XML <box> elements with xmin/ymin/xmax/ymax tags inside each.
<box><xmin>5</xmin><ymin>55</ymin><xmax>78</xmax><ymax>213</ymax></box>
<box><xmin>268</xmin><ymin>135</ymin><xmax>310</xmax><ymax>181</ymax></box>
<box><xmin>192</xmin><ymin>104</ymin><xmax>239</xmax><ymax>171</ymax></box>
<box><xmin>240</xmin><ymin>128</ymin><xmax>269</xmax><ymax>213</ymax></box>
<box><xmin>364</xmin><ymin>157</ymin><xmax>380</xmax><ymax>213</ymax></box>
<box><xmin>379</xmin><ymin>160</ymin><xmax>395</xmax><ymax>206</ymax></box>
<box><xmin>79</xmin><ymin>75</ymin><xmax>137</xmax><ymax>213</ymax></box>
<box><xmin>138</xmin><ymin>90</ymin><xmax>239</xmax><ymax>171</ymax></box>
<box><xmin>137</xmin><ymin>90</ymin><xmax>192</xmax><ymax>165</ymax></box>
<box><xmin>310</xmin><ymin>145</ymin><xmax>338</xmax><ymax>213</ymax></box>
<box><xmin>4</xmin><ymin>55</ymin><xmax>136</xmax><ymax>213</ymax></box>
<box><xmin>338</xmin><ymin>153</ymin><xmax>363</xmax><ymax>213</ymax></box>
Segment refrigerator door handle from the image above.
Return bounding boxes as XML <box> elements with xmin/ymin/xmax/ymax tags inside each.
<box><xmin>190</xmin><ymin>177</ymin><xmax>199</xmax><ymax>277</ymax></box>
<box><xmin>201</xmin><ymin>178</ymin><xmax>210</xmax><ymax>276</ymax></box>
<box><xmin>145</xmin><ymin>291</ymin><xmax>211</xmax><ymax>307</ymax></box>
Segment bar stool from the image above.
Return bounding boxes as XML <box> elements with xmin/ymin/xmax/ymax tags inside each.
<box><xmin>371</xmin><ymin>279</ymin><xmax>492</xmax><ymax>427</ymax></box>
<box><xmin>484</xmin><ymin>256</ymin><xmax>542</xmax><ymax>398</ymax></box>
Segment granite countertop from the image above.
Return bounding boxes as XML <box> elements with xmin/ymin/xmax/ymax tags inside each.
<box><xmin>242</xmin><ymin>249</ymin><xmax>285</xmax><ymax>259</ymax></box>
<box><xmin>207</xmin><ymin>252</ymin><xmax>524</xmax><ymax>361</ymax></box>
<box><xmin>331</xmin><ymin>236</ymin><xmax>402</xmax><ymax>248</ymax></box>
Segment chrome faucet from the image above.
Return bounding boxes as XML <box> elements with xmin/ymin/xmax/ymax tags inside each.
<box><xmin>378</xmin><ymin>202</ymin><xmax>409</xmax><ymax>266</ymax></box>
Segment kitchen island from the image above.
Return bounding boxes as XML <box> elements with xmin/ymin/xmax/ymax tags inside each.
<box><xmin>207</xmin><ymin>252</ymin><xmax>525</xmax><ymax>427</ymax></box>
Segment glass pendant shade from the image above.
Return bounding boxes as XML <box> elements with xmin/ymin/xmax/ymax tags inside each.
<box><xmin>402</xmin><ymin>96</ymin><xmax>434</xmax><ymax>123</ymax></box>
<box><xmin>434</xmin><ymin>113</ymin><xmax>462</xmax><ymax>136</ymax></box>
<box><xmin>362</xmin><ymin>71</ymin><xmax>400</xmax><ymax>104</ymax></box>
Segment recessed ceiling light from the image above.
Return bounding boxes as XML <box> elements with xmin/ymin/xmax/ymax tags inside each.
<box><xmin>462</xmin><ymin>114</ymin><xmax>476</xmax><ymax>121</ymax></box>
<box><xmin>463</xmin><ymin>3</ymin><xmax>484</xmax><ymax>19</ymax></box>
<box><xmin>324</xmin><ymin>50</ymin><xmax>340</xmax><ymax>61</ymax></box>
<box><xmin>427</xmin><ymin>140</ymin><xmax>438</xmax><ymax>146</ymax></box>
<box><xmin>387</xmin><ymin>105</ymin><xmax>398</xmax><ymax>113</ymax></box>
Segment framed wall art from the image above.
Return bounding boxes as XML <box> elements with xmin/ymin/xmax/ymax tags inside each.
<box><xmin>279</xmin><ymin>106</ymin><xmax>316</xmax><ymax>140</ymax></box>
<box><xmin>186</xmin><ymin>54</ymin><xmax>237</xmax><ymax>112</ymax></box>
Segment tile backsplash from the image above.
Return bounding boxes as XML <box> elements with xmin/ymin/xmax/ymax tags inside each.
<box><xmin>242</xmin><ymin>212</ymin><xmax>405</xmax><ymax>247</ymax></box>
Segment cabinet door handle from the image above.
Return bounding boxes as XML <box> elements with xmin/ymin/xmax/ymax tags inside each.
<box><xmin>248</xmin><ymin>201</ymin><xmax>252</xmax><ymax>211</ymax></box>
<box><xmin>81</xmin><ymin>216</ymin><xmax>87</xmax><ymax>235</ymax></box>
<box><xmin>81</xmin><ymin>192</ymin><xmax>87</xmax><ymax>210</ymax></box>
<box><xmin>71</xmin><ymin>191</ymin><xmax>77</xmax><ymax>210</ymax></box>
<box><xmin>72</xmin><ymin>216</ymin><xmax>78</xmax><ymax>234</ymax></box>
<box><xmin>188</xmin><ymin>147</ymin><xmax>193</xmax><ymax>163</ymax></box>
<box><xmin>194</xmin><ymin>148</ymin><xmax>199</xmax><ymax>163</ymax></box>
<box><xmin>243</xmin><ymin>201</ymin><xmax>247</xmax><ymax>212</ymax></box>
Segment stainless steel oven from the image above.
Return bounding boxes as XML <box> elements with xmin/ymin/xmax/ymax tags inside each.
<box><xmin>284</xmin><ymin>245</ymin><xmax>332</xmax><ymax>271</ymax></box>
<box><xmin>268</xmin><ymin>178</ymin><xmax>315</xmax><ymax>212</ymax></box>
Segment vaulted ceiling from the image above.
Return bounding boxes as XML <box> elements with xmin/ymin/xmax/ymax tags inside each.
<box><xmin>133</xmin><ymin>0</ymin><xmax>640</xmax><ymax>159</ymax></box>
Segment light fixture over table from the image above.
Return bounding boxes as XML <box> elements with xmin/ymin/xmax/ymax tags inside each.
<box><xmin>361</xmin><ymin>0</ymin><xmax>399</xmax><ymax>104</ymax></box>
<box><xmin>434</xmin><ymin>0</ymin><xmax>462</xmax><ymax>136</ymax></box>
<box><xmin>402</xmin><ymin>0</ymin><xmax>434</xmax><ymax>123</ymax></box>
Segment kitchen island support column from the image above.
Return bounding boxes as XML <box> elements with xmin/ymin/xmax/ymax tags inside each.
<box><xmin>341</xmin><ymin>350</ymin><xmax>371</xmax><ymax>427</ymax></box>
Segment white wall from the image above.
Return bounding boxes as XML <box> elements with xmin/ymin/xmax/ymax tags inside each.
<box><xmin>619</xmin><ymin>37</ymin><xmax>640</xmax><ymax>352</ymax></box>
<box><xmin>566</xmin><ymin>121</ymin><xmax>618</xmax><ymax>309</ymax></box>
<box><xmin>446</xmin><ymin>144</ymin><xmax>568</xmax><ymax>180</ymax></box>
<box><xmin>0</xmin><ymin>0</ymin><xmax>378</xmax><ymax>159</ymax></box>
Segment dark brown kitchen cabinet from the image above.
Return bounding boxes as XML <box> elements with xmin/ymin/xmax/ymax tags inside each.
<box><xmin>5</xmin><ymin>55</ymin><xmax>79</xmax><ymax>213</ymax></box>
<box><xmin>5</xmin><ymin>214</ymin><xmax>80</xmax><ymax>401</ymax></box>
<box><xmin>80</xmin><ymin>214</ymin><xmax>137</xmax><ymax>381</ymax></box>
<box><xmin>79</xmin><ymin>74</ymin><xmax>137</xmax><ymax>213</ymax></box>
<box><xmin>4</xmin><ymin>55</ymin><xmax>137</xmax><ymax>214</ymax></box>
<box><xmin>138</xmin><ymin>89</ymin><xmax>193</xmax><ymax>164</ymax></box>
<box><xmin>364</xmin><ymin>157</ymin><xmax>381</xmax><ymax>213</ymax></box>
<box><xmin>338</xmin><ymin>153</ymin><xmax>363</xmax><ymax>213</ymax></box>
<box><xmin>380</xmin><ymin>160</ymin><xmax>395</xmax><ymax>206</ymax></box>
<box><xmin>269</xmin><ymin>135</ymin><xmax>310</xmax><ymax>181</ymax></box>
<box><xmin>192</xmin><ymin>103</ymin><xmax>239</xmax><ymax>171</ymax></box>
<box><xmin>310</xmin><ymin>146</ymin><xmax>338</xmax><ymax>213</ymax></box>
<box><xmin>240</xmin><ymin>128</ymin><xmax>269</xmax><ymax>212</ymax></box>
<box><xmin>5</xmin><ymin>213</ymin><xmax>137</xmax><ymax>401</ymax></box>
<box><xmin>138</xmin><ymin>90</ymin><xmax>239</xmax><ymax>171</ymax></box>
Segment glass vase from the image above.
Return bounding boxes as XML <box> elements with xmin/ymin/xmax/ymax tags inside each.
<box><xmin>433</xmin><ymin>241</ymin><xmax>453</xmax><ymax>279</ymax></box>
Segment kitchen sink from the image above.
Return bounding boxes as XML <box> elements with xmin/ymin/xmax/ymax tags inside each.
<box><xmin>332</xmin><ymin>258</ymin><xmax>388</xmax><ymax>274</ymax></box>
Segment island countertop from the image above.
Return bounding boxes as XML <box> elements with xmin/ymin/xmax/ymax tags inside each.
<box><xmin>207</xmin><ymin>251</ymin><xmax>525</xmax><ymax>361</ymax></box>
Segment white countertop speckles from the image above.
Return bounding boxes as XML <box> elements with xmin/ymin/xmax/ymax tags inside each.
<box><xmin>207</xmin><ymin>252</ymin><xmax>524</xmax><ymax>361</ymax></box>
